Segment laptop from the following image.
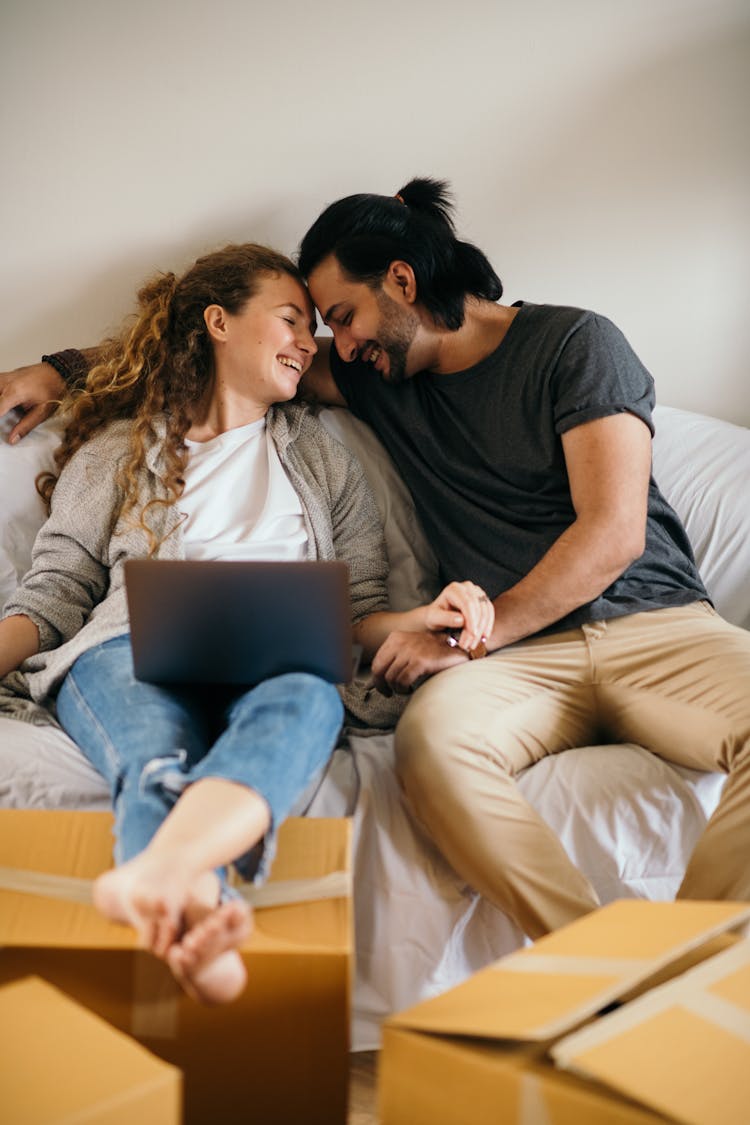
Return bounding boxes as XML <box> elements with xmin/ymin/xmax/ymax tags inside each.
<box><xmin>124</xmin><ymin>558</ymin><xmax>355</xmax><ymax>686</ymax></box>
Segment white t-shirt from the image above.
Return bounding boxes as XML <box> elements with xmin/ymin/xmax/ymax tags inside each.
<box><xmin>180</xmin><ymin>418</ymin><xmax>308</xmax><ymax>561</ymax></box>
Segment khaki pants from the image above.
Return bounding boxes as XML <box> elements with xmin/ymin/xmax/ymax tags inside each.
<box><xmin>394</xmin><ymin>603</ymin><xmax>750</xmax><ymax>939</ymax></box>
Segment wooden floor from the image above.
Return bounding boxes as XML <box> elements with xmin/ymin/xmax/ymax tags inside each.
<box><xmin>348</xmin><ymin>1051</ymin><xmax>379</xmax><ymax>1125</ymax></box>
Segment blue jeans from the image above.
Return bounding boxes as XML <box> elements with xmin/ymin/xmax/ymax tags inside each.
<box><xmin>56</xmin><ymin>635</ymin><xmax>344</xmax><ymax>882</ymax></box>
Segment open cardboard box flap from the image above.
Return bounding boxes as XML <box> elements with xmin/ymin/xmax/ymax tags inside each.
<box><xmin>551</xmin><ymin>936</ymin><xmax>750</xmax><ymax>1125</ymax></box>
<box><xmin>0</xmin><ymin>809</ymin><xmax>352</xmax><ymax>1125</ymax></box>
<box><xmin>384</xmin><ymin>901</ymin><xmax>750</xmax><ymax>1125</ymax></box>
<box><xmin>0</xmin><ymin>808</ymin><xmax>350</xmax><ymax>953</ymax></box>
<box><xmin>388</xmin><ymin>900</ymin><xmax>750</xmax><ymax>1043</ymax></box>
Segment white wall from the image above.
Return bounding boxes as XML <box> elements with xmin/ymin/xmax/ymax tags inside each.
<box><xmin>2</xmin><ymin>0</ymin><xmax>748</xmax><ymax>424</ymax></box>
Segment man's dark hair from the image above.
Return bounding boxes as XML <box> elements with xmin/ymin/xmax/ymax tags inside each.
<box><xmin>297</xmin><ymin>177</ymin><xmax>502</xmax><ymax>331</ymax></box>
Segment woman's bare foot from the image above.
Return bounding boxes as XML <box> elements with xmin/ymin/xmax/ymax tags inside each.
<box><xmin>167</xmin><ymin>900</ymin><xmax>252</xmax><ymax>1004</ymax></box>
<box><xmin>93</xmin><ymin>856</ymin><xmax>252</xmax><ymax>1004</ymax></box>
<box><xmin>92</xmin><ymin>856</ymin><xmax>219</xmax><ymax>957</ymax></box>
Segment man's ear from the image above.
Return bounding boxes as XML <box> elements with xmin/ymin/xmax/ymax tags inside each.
<box><xmin>384</xmin><ymin>260</ymin><xmax>418</xmax><ymax>304</ymax></box>
<box><xmin>204</xmin><ymin>304</ymin><xmax>228</xmax><ymax>342</ymax></box>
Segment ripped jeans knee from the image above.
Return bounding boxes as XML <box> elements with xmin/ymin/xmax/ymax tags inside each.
<box><xmin>137</xmin><ymin>748</ymin><xmax>191</xmax><ymax>801</ymax></box>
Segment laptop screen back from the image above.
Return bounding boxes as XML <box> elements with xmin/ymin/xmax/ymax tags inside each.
<box><xmin>124</xmin><ymin>559</ymin><xmax>353</xmax><ymax>686</ymax></box>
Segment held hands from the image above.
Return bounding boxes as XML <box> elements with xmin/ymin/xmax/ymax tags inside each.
<box><xmin>423</xmin><ymin>580</ymin><xmax>494</xmax><ymax>653</ymax></box>
<box><xmin>372</xmin><ymin>581</ymin><xmax>495</xmax><ymax>696</ymax></box>
<box><xmin>0</xmin><ymin>363</ymin><xmax>65</xmax><ymax>444</ymax></box>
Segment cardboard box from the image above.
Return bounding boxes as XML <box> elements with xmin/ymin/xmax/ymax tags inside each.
<box><xmin>0</xmin><ymin>975</ymin><xmax>181</xmax><ymax>1124</ymax></box>
<box><xmin>0</xmin><ymin>810</ymin><xmax>352</xmax><ymax>1125</ymax></box>
<box><xmin>380</xmin><ymin>900</ymin><xmax>750</xmax><ymax>1125</ymax></box>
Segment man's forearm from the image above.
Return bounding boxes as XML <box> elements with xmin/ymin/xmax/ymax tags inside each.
<box><xmin>42</xmin><ymin>346</ymin><xmax>100</xmax><ymax>388</ymax></box>
<box><xmin>487</xmin><ymin>515</ymin><xmax>644</xmax><ymax>651</ymax></box>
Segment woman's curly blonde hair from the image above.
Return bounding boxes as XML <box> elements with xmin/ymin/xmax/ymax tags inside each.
<box><xmin>37</xmin><ymin>243</ymin><xmax>303</xmax><ymax>552</ymax></box>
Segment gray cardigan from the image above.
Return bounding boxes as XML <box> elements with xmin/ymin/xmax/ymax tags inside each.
<box><xmin>1</xmin><ymin>403</ymin><xmax>405</xmax><ymax>730</ymax></box>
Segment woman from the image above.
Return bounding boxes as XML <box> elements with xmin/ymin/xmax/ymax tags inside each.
<box><xmin>0</xmin><ymin>244</ymin><xmax>493</xmax><ymax>1004</ymax></box>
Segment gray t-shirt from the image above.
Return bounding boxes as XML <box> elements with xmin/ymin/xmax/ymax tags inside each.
<box><xmin>330</xmin><ymin>301</ymin><xmax>707</xmax><ymax>634</ymax></box>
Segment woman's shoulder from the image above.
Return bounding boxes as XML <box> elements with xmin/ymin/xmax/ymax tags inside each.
<box><xmin>274</xmin><ymin>400</ymin><xmax>319</xmax><ymax>433</ymax></box>
<box><xmin>55</xmin><ymin>419</ymin><xmax>157</xmax><ymax>496</ymax></box>
<box><xmin>71</xmin><ymin>418</ymin><xmax>135</xmax><ymax>461</ymax></box>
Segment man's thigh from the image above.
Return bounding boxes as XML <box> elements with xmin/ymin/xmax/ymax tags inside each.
<box><xmin>400</xmin><ymin>629</ymin><xmax>598</xmax><ymax>775</ymax></box>
<box><xmin>594</xmin><ymin>603</ymin><xmax>750</xmax><ymax>772</ymax></box>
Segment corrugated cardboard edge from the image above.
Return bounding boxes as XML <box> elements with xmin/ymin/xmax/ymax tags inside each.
<box><xmin>387</xmin><ymin>901</ymin><xmax>750</xmax><ymax>1043</ymax></box>
<box><xmin>552</xmin><ymin>937</ymin><xmax>750</xmax><ymax>1059</ymax></box>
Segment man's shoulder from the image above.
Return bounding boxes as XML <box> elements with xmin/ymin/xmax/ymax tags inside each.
<box><xmin>513</xmin><ymin>300</ymin><xmax>600</xmax><ymax>335</ymax></box>
<box><xmin>512</xmin><ymin>301</ymin><xmax>631</xmax><ymax>359</ymax></box>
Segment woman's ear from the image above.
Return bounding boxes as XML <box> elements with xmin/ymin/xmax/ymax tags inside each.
<box><xmin>204</xmin><ymin>304</ymin><xmax>228</xmax><ymax>342</ymax></box>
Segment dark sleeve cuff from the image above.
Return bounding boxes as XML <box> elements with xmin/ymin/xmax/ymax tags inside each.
<box><xmin>41</xmin><ymin>348</ymin><xmax>89</xmax><ymax>387</ymax></box>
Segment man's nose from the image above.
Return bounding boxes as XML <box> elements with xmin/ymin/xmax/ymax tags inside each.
<box><xmin>333</xmin><ymin>327</ymin><xmax>357</xmax><ymax>362</ymax></box>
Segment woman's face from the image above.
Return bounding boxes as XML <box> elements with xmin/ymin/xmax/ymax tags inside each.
<box><xmin>215</xmin><ymin>273</ymin><xmax>318</xmax><ymax>405</ymax></box>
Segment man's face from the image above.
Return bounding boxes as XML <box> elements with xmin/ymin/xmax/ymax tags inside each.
<box><xmin>307</xmin><ymin>255</ymin><xmax>420</xmax><ymax>383</ymax></box>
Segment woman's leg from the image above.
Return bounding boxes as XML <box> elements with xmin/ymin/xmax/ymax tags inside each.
<box><xmin>186</xmin><ymin>671</ymin><xmax>345</xmax><ymax>878</ymax></box>
<box><xmin>162</xmin><ymin>672</ymin><xmax>343</xmax><ymax>1000</ymax></box>
<box><xmin>56</xmin><ymin>635</ymin><xmax>211</xmax><ymax>863</ymax></box>
<box><xmin>100</xmin><ymin>777</ymin><xmax>268</xmax><ymax>1004</ymax></box>
<box><xmin>83</xmin><ymin>669</ymin><xmax>343</xmax><ymax>1002</ymax></box>
<box><xmin>57</xmin><ymin>638</ymin><xmax>252</xmax><ymax>1001</ymax></box>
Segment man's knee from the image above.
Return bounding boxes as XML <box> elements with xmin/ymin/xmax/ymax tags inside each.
<box><xmin>394</xmin><ymin>683</ymin><xmax>479</xmax><ymax>796</ymax></box>
<box><xmin>395</xmin><ymin>690</ymin><xmax>441</xmax><ymax>764</ymax></box>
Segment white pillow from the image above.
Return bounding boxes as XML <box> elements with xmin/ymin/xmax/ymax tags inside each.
<box><xmin>0</xmin><ymin>413</ymin><xmax>62</xmax><ymax>612</ymax></box>
<box><xmin>0</xmin><ymin>717</ymin><xmax>109</xmax><ymax>809</ymax></box>
<box><xmin>318</xmin><ymin>407</ymin><xmax>440</xmax><ymax>610</ymax></box>
<box><xmin>652</xmin><ymin>405</ymin><xmax>750</xmax><ymax>630</ymax></box>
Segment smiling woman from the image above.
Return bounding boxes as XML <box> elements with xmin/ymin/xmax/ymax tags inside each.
<box><xmin>34</xmin><ymin>244</ymin><xmax>316</xmax><ymax>533</ymax></box>
<box><xmin>186</xmin><ymin>270</ymin><xmax>318</xmax><ymax>440</ymax></box>
<box><xmin>0</xmin><ymin>240</ymin><xmax>495</xmax><ymax>1007</ymax></box>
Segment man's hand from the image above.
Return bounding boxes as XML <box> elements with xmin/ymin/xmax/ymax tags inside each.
<box><xmin>0</xmin><ymin>363</ymin><xmax>65</xmax><ymax>443</ymax></box>
<box><xmin>371</xmin><ymin>631</ymin><xmax>470</xmax><ymax>696</ymax></box>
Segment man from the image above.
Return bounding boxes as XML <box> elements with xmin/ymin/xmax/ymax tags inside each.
<box><xmin>3</xmin><ymin>177</ymin><xmax>750</xmax><ymax>940</ymax></box>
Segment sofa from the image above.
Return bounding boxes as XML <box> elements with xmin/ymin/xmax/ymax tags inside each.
<box><xmin>1</xmin><ymin>401</ymin><xmax>749</xmax><ymax>1050</ymax></box>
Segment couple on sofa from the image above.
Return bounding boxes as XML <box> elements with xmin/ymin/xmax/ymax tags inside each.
<box><xmin>1</xmin><ymin>178</ymin><xmax>748</xmax><ymax>1003</ymax></box>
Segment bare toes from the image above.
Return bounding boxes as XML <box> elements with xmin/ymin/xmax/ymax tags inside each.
<box><xmin>132</xmin><ymin>896</ymin><xmax>177</xmax><ymax>956</ymax></box>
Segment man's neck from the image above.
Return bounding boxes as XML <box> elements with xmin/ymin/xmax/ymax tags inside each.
<box><xmin>426</xmin><ymin>301</ymin><xmax>519</xmax><ymax>375</ymax></box>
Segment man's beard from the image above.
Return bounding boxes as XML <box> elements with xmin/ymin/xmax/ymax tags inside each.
<box><xmin>372</xmin><ymin>289</ymin><xmax>420</xmax><ymax>384</ymax></box>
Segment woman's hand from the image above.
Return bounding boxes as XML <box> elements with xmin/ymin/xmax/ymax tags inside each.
<box><xmin>423</xmin><ymin>581</ymin><xmax>495</xmax><ymax>653</ymax></box>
